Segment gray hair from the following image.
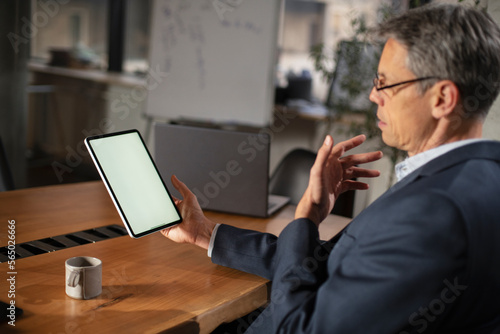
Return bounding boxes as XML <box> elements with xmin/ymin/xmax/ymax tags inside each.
<box><xmin>373</xmin><ymin>3</ymin><xmax>500</xmax><ymax>119</ymax></box>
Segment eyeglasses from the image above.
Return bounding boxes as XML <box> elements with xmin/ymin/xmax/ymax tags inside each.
<box><xmin>373</xmin><ymin>75</ymin><xmax>438</xmax><ymax>91</ymax></box>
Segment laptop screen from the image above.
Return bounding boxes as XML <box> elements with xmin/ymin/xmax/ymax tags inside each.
<box><xmin>154</xmin><ymin>124</ymin><xmax>271</xmax><ymax>217</ymax></box>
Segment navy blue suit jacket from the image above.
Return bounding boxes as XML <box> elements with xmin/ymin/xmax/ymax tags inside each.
<box><xmin>212</xmin><ymin>141</ymin><xmax>500</xmax><ymax>333</ymax></box>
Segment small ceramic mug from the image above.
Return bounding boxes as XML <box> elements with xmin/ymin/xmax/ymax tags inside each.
<box><xmin>65</xmin><ymin>256</ymin><xmax>102</xmax><ymax>300</ymax></box>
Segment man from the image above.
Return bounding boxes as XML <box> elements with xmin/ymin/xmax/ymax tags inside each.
<box><xmin>162</xmin><ymin>3</ymin><xmax>500</xmax><ymax>333</ymax></box>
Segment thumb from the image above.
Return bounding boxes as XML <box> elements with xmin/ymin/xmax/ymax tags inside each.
<box><xmin>171</xmin><ymin>175</ymin><xmax>190</xmax><ymax>199</ymax></box>
<box><xmin>314</xmin><ymin>135</ymin><xmax>334</xmax><ymax>169</ymax></box>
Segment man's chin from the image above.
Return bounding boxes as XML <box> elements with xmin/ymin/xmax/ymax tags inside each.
<box><xmin>380</xmin><ymin>133</ymin><xmax>396</xmax><ymax>149</ymax></box>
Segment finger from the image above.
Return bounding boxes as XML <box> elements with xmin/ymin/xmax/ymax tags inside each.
<box><xmin>171</xmin><ymin>195</ymin><xmax>182</xmax><ymax>206</ymax></box>
<box><xmin>325</xmin><ymin>135</ymin><xmax>347</xmax><ymax>164</ymax></box>
<box><xmin>340</xmin><ymin>180</ymin><xmax>370</xmax><ymax>192</ymax></box>
<box><xmin>335</xmin><ymin>134</ymin><xmax>367</xmax><ymax>153</ymax></box>
<box><xmin>171</xmin><ymin>174</ymin><xmax>204</xmax><ymax>213</ymax></box>
<box><xmin>307</xmin><ymin>136</ymin><xmax>336</xmax><ymax>203</ymax></box>
<box><xmin>346</xmin><ymin>166</ymin><xmax>381</xmax><ymax>179</ymax></box>
<box><xmin>341</xmin><ymin>151</ymin><xmax>383</xmax><ymax>167</ymax></box>
<box><xmin>160</xmin><ymin>228</ymin><xmax>170</xmax><ymax>238</ymax></box>
<box><xmin>314</xmin><ymin>135</ymin><xmax>335</xmax><ymax>170</ymax></box>
<box><xmin>171</xmin><ymin>175</ymin><xmax>192</xmax><ymax>199</ymax></box>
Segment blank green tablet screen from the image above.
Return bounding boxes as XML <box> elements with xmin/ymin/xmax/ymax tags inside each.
<box><xmin>86</xmin><ymin>131</ymin><xmax>181</xmax><ymax>238</ymax></box>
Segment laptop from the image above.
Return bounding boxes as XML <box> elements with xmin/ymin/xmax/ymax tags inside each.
<box><xmin>154</xmin><ymin>123</ymin><xmax>289</xmax><ymax>217</ymax></box>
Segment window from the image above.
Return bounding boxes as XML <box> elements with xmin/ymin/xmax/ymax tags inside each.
<box><xmin>31</xmin><ymin>0</ymin><xmax>107</xmax><ymax>68</ymax></box>
<box><xmin>30</xmin><ymin>0</ymin><xmax>151</xmax><ymax>73</ymax></box>
<box><xmin>278</xmin><ymin>0</ymin><xmax>386</xmax><ymax>102</ymax></box>
<box><xmin>124</xmin><ymin>0</ymin><xmax>152</xmax><ymax>74</ymax></box>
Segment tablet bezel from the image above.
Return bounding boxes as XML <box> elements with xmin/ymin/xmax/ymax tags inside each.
<box><xmin>85</xmin><ymin>129</ymin><xmax>182</xmax><ymax>238</ymax></box>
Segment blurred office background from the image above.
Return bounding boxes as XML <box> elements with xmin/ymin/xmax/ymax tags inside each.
<box><xmin>1</xmin><ymin>0</ymin><xmax>497</xmax><ymax>216</ymax></box>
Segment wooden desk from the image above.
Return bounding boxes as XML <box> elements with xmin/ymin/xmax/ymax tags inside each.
<box><xmin>0</xmin><ymin>182</ymin><xmax>350</xmax><ymax>333</ymax></box>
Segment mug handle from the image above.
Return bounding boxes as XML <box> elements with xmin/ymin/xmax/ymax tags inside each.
<box><xmin>67</xmin><ymin>270</ymin><xmax>81</xmax><ymax>288</ymax></box>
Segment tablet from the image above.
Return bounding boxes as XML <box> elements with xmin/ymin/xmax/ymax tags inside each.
<box><xmin>85</xmin><ymin>130</ymin><xmax>182</xmax><ymax>238</ymax></box>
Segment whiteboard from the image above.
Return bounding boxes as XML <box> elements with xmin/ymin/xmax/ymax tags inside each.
<box><xmin>146</xmin><ymin>0</ymin><xmax>282</xmax><ymax>126</ymax></box>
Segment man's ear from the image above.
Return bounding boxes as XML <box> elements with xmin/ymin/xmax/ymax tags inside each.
<box><xmin>430</xmin><ymin>80</ymin><xmax>460</xmax><ymax>119</ymax></box>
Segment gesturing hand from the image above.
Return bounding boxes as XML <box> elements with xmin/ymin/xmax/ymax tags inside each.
<box><xmin>295</xmin><ymin>135</ymin><xmax>383</xmax><ymax>226</ymax></box>
<box><xmin>160</xmin><ymin>175</ymin><xmax>216</xmax><ymax>250</ymax></box>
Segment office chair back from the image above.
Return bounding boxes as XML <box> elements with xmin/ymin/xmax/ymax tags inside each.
<box><xmin>269</xmin><ymin>148</ymin><xmax>355</xmax><ymax>218</ymax></box>
<box><xmin>0</xmin><ymin>136</ymin><xmax>15</xmax><ymax>191</ymax></box>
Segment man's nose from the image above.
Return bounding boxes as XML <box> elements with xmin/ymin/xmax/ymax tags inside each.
<box><xmin>369</xmin><ymin>86</ymin><xmax>384</xmax><ymax>106</ymax></box>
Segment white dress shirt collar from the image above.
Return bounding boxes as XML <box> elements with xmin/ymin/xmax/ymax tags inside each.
<box><xmin>395</xmin><ymin>139</ymin><xmax>487</xmax><ymax>182</ymax></box>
